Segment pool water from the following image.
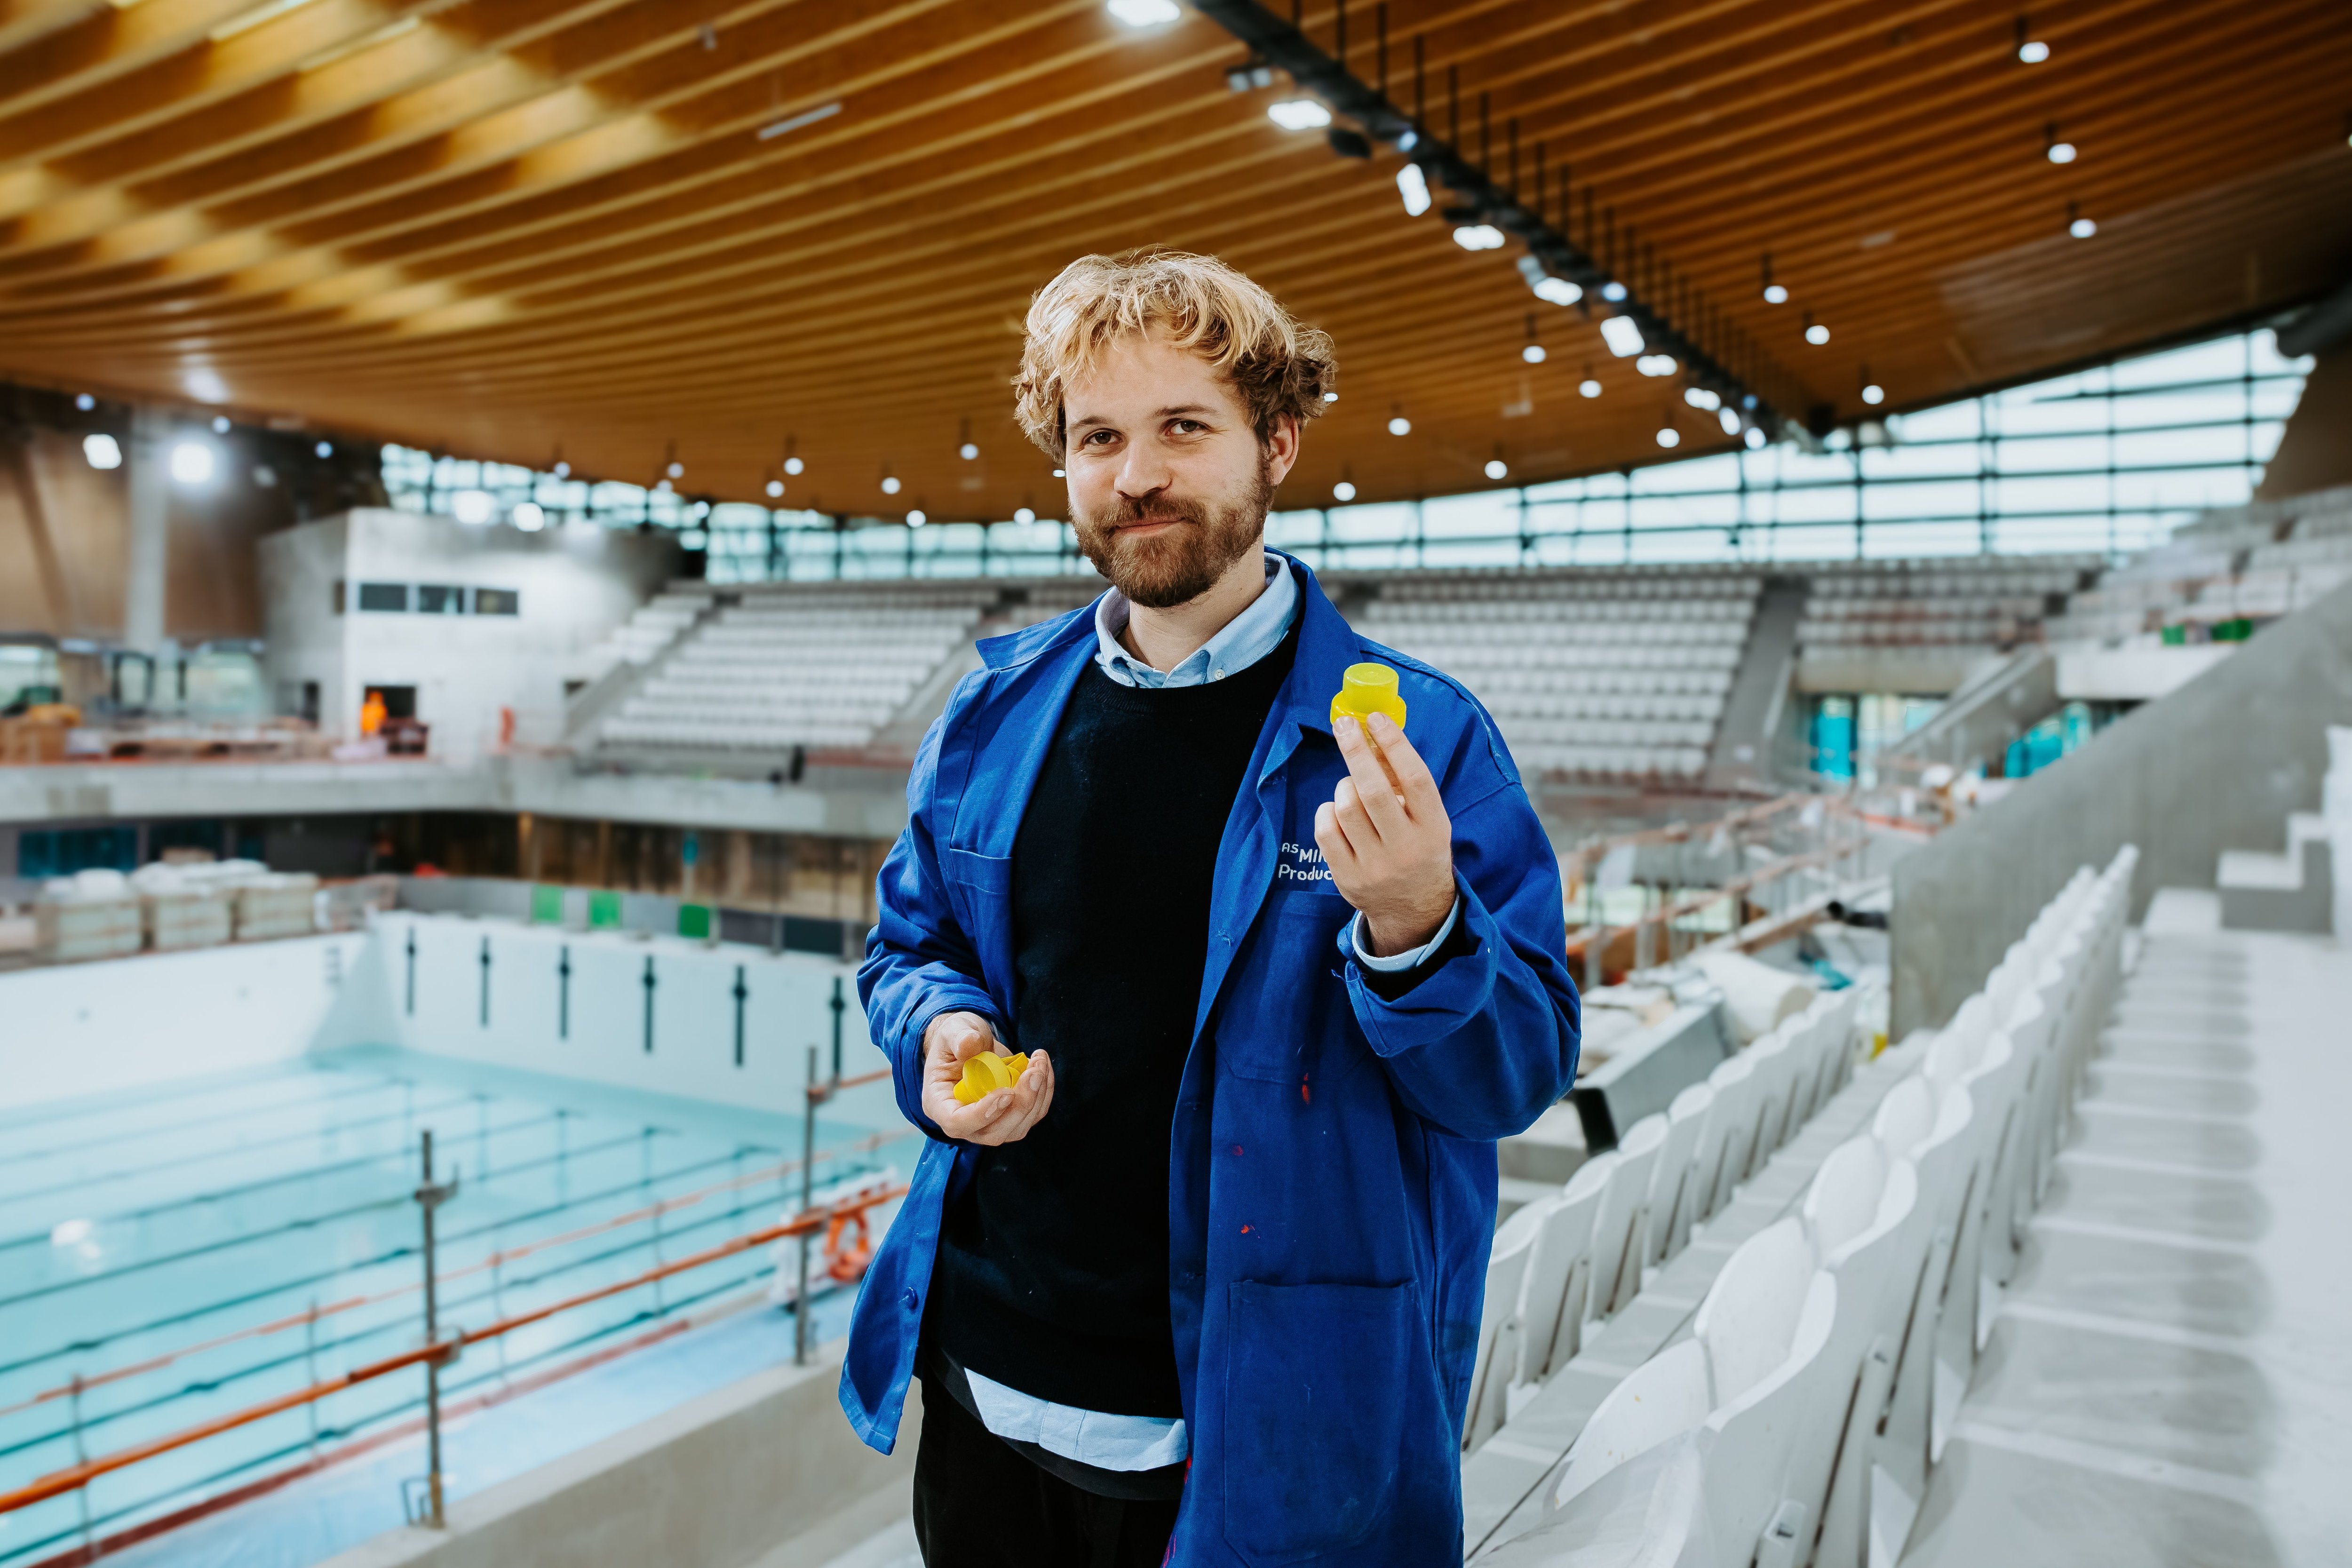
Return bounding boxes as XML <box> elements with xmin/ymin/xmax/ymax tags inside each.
<box><xmin>0</xmin><ymin>1045</ymin><xmax>905</xmax><ymax>1567</ymax></box>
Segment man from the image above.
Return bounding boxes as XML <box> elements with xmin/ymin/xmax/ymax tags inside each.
<box><xmin>842</xmin><ymin>250</ymin><xmax>1581</xmax><ymax>1567</ymax></box>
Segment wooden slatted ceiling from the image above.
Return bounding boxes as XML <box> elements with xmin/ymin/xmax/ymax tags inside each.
<box><xmin>0</xmin><ymin>0</ymin><xmax>2346</xmax><ymax>523</ymax></box>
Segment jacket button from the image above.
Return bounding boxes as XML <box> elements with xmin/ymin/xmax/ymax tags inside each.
<box><xmin>901</xmin><ymin>1288</ymin><xmax>920</xmax><ymax>1312</ymax></box>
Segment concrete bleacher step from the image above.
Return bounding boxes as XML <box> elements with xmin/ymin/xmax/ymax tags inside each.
<box><xmin>2216</xmin><ymin>812</ymin><xmax>2334</xmax><ymax>933</ymax></box>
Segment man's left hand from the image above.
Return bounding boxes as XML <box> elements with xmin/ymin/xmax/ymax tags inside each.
<box><xmin>1315</xmin><ymin>711</ymin><xmax>1455</xmax><ymax>957</ymax></box>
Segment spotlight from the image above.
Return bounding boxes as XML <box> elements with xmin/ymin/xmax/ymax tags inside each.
<box><xmin>784</xmin><ymin>456</ymin><xmax>804</xmax><ymax>475</ymax></box>
<box><xmin>1322</xmin><ymin>390</ymin><xmax>1339</xmax><ymax>402</ymax></box>
<box><xmin>74</xmin><ymin>393</ymin><xmax>95</xmax><ymax>411</ymax></box>
<box><xmin>83</xmin><ymin>433</ymin><xmax>122</xmax><ymax>470</ymax></box>
<box><xmin>2047</xmin><ymin>139</ymin><xmax>2075</xmax><ymax>164</ymax></box>
<box><xmin>169</xmin><ymin>441</ymin><xmax>215</xmax><ymax>485</ymax></box>
<box><xmin>1764</xmin><ymin>284</ymin><xmax>1788</xmax><ymax>305</ymax></box>
<box><xmin>1014</xmin><ymin>506</ymin><xmax>1036</xmax><ymax>524</ymax></box>
<box><xmin>1484</xmin><ymin>458</ymin><xmax>1509</xmax><ymax>480</ymax></box>
<box><xmin>1636</xmin><ymin>354</ymin><xmax>1678</xmax><ymax>377</ymax></box>
<box><xmin>1744</xmin><ymin>427</ymin><xmax>1768</xmax><ymax>450</ymax></box>
<box><xmin>1861</xmin><ymin>382</ymin><xmax>1885</xmax><ymax>405</ymax></box>
<box><xmin>1718</xmin><ymin>408</ymin><xmax>1742</xmax><ymax>436</ymax></box>
<box><xmin>452</xmin><ymin>489</ymin><xmax>494</xmax><ymax>525</ymax></box>
<box><xmin>960</xmin><ymin>442</ymin><xmax>979</xmax><ymax>460</ymax></box>
<box><xmin>513</xmin><ymin>501</ymin><xmax>546</xmax><ymax>531</ymax></box>
<box><xmin>314</xmin><ymin>440</ymin><xmax>333</xmax><ymax>458</ymax></box>
<box><xmin>1523</xmin><ymin>344</ymin><xmax>1547</xmax><ymax>364</ymax></box>
<box><xmin>1107</xmin><ymin>0</ymin><xmax>1179</xmax><ymax>24</ymax></box>
<box><xmin>1656</xmin><ymin>427</ymin><xmax>1681</xmax><ymax>449</ymax></box>
<box><xmin>881</xmin><ymin>476</ymin><xmax>901</xmax><ymax>494</ymax></box>
<box><xmin>1267</xmin><ymin>100</ymin><xmax>1331</xmax><ymax>130</ymax></box>
<box><xmin>211</xmin><ymin>415</ymin><xmax>230</xmax><ymax>434</ymax></box>
<box><xmin>1452</xmin><ymin>224</ymin><xmax>1505</xmax><ymax>251</ymax></box>
<box><xmin>1333</xmin><ymin>480</ymin><xmax>1357</xmax><ymax>501</ymax></box>
<box><xmin>2018</xmin><ymin>38</ymin><xmax>2049</xmax><ymax>62</ymax></box>
<box><xmin>1599</xmin><ymin>315</ymin><xmax>1645</xmax><ymax>357</ymax></box>
<box><xmin>2068</xmin><ymin>202</ymin><xmax>2097</xmax><ymax>239</ymax></box>
<box><xmin>1533</xmin><ymin>276</ymin><xmax>1582</xmax><ymax>307</ymax></box>
<box><xmin>1387</xmin><ymin>413</ymin><xmax>1411</xmax><ymax>436</ymax></box>
<box><xmin>906</xmin><ymin>509</ymin><xmax>928</xmax><ymax>526</ymax></box>
<box><xmin>1684</xmin><ymin>387</ymin><xmax>1722</xmax><ymax>411</ymax></box>
<box><xmin>667</xmin><ymin>460</ymin><xmax>684</xmax><ymax>478</ymax></box>
<box><xmin>554</xmin><ymin>461</ymin><xmax>572</xmax><ymax>478</ymax></box>
<box><xmin>1580</xmin><ymin>377</ymin><xmax>1603</xmax><ymax>398</ymax></box>
<box><xmin>1396</xmin><ymin>163</ymin><xmax>1432</xmax><ymax>217</ymax></box>
<box><xmin>1804</xmin><ymin>318</ymin><xmax>1830</xmax><ymax>346</ymax></box>
<box><xmin>766</xmin><ymin>479</ymin><xmax>784</xmax><ymax>497</ymax></box>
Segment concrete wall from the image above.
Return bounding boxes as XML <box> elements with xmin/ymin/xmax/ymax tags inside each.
<box><xmin>260</xmin><ymin>509</ymin><xmax>677</xmax><ymax>756</ymax></box>
<box><xmin>1891</xmin><ymin>576</ymin><xmax>2352</xmax><ymax>1034</ymax></box>
<box><xmin>317</xmin><ymin>1345</ymin><xmax>920</xmax><ymax>1568</ymax></box>
<box><xmin>0</xmin><ymin>931</ymin><xmax>369</xmax><ymax>1112</ymax></box>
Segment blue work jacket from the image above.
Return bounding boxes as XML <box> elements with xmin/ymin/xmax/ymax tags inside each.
<box><xmin>842</xmin><ymin>554</ymin><xmax>1581</xmax><ymax>1565</ymax></box>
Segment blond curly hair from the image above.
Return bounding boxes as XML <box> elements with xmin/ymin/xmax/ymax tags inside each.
<box><xmin>1012</xmin><ymin>250</ymin><xmax>1336</xmax><ymax>460</ymax></box>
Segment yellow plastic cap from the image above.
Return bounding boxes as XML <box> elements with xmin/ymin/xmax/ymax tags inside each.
<box><xmin>1330</xmin><ymin>661</ymin><xmax>1407</xmax><ymax>733</ymax></box>
<box><xmin>953</xmin><ymin>1050</ymin><xmax>1032</xmax><ymax>1105</ymax></box>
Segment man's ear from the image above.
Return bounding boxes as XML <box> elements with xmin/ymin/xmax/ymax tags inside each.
<box><xmin>1262</xmin><ymin>413</ymin><xmax>1302</xmax><ymax>486</ymax></box>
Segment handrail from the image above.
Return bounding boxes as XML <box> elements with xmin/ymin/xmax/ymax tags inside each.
<box><xmin>1564</xmin><ymin>839</ymin><xmax>1855</xmax><ymax>957</ymax></box>
<box><xmin>0</xmin><ymin>1183</ymin><xmax>907</xmax><ymax>1519</ymax></box>
<box><xmin>0</xmin><ymin>1126</ymin><xmax>914</xmax><ymax>1423</ymax></box>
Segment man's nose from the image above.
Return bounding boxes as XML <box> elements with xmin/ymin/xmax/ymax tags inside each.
<box><xmin>1115</xmin><ymin>444</ymin><xmax>1172</xmax><ymax>501</ymax></box>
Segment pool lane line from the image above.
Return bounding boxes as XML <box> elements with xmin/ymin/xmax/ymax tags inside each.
<box><xmin>0</xmin><ymin>1077</ymin><xmax>400</xmax><ymax>1175</ymax></box>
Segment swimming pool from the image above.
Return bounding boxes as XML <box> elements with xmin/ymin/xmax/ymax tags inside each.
<box><xmin>0</xmin><ymin>1043</ymin><xmax>906</xmax><ymax>1567</ymax></box>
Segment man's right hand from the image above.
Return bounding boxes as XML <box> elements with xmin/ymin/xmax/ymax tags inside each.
<box><xmin>920</xmin><ymin>1011</ymin><xmax>1055</xmax><ymax>1145</ymax></box>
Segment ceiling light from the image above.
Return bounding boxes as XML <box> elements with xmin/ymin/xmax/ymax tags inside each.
<box><xmin>185</xmin><ymin>367</ymin><xmax>228</xmax><ymax>404</ymax></box>
<box><xmin>1014</xmin><ymin>506</ymin><xmax>1036</xmax><ymax>524</ymax></box>
<box><xmin>1600</xmin><ymin>281</ymin><xmax>1628</xmax><ymax>302</ymax></box>
<box><xmin>1396</xmin><ymin>163</ymin><xmax>1431</xmax><ymax>217</ymax></box>
<box><xmin>1860</xmin><ymin>382</ymin><xmax>1885</xmax><ymax>405</ymax></box>
<box><xmin>1388</xmin><ymin>414</ymin><xmax>1411</xmax><ymax>436</ymax></box>
<box><xmin>1267</xmin><ymin>100</ymin><xmax>1331</xmax><ymax>131</ymax></box>
<box><xmin>211</xmin><ymin>415</ymin><xmax>231</xmax><ymax>434</ymax></box>
<box><xmin>1053</xmin><ymin>467</ymin><xmax>1066</xmax><ymax>478</ymax></box>
<box><xmin>1763</xmin><ymin>284</ymin><xmax>1789</xmax><ymax>305</ymax></box>
<box><xmin>1656</xmin><ymin>427</ymin><xmax>1681</xmax><ymax>449</ymax></box>
<box><xmin>554</xmin><ymin>460</ymin><xmax>572</xmax><ymax>478</ymax></box>
<box><xmin>1804</xmin><ymin>319</ymin><xmax>1830</xmax><ymax>346</ymax></box>
<box><xmin>784</xmin><ymin>456</ymin><xmax>804</xmax><ymax>475</ymax></box>
<box><xmin>655</xmin><ymin>478</ymin><xmax>673</xmax><ymax>493</ymax></box>
<box><xmin>1322</xmin><ymin>390</ymin><xmax>1339</xmax><ymax>402</ymax></box>
<box><xmin>1333</xmin><ymin>480</ymin><xmax>1357</xmax><ymax>501</ymax></box>
<box><xmin>2070</xmin><ymin>215</ymin><xmax>2097</xmax><ymax>239</ymax></box>
<box><xmin>1484</xmin><ymin>459</ymin><xmax>1509</xmax><ymax>480</ymax></box>
<box><xmin>1599</xmin><ymin>315</ymin><xmax>1645</xmax><ymax>357</ymax></box>
<box><xmin>2018</xmin><ymin>38</ymin><xmax>2049</xmax><ymax>62</ymax></box>
<box><xmin>666</xmin><ymin>460</ymin><xmax>684</xmax><ymax>479</ymax></box>
<box><xmin>1744</xmin><ymin>427</ymin><xmax>1768</xmax><ymax>450</ymax></box>
<box><xmin>2047</xmin><ymin>139</ymin><xmax>2075</xmax><ymax>164</ymax></box>
<box><xmin>881</xmin><ymin>476</ymin><xmax>901</xmax><ymax>494</ymax></box>
<box><xmin>169</xmin><ymin>441</ymin><xmax>215</xmax><ymax>485</ymax></box>
<box><xmin>1580</xmin><ymin>377</ymin><xmax>1603</xmax><ymax>398</ymax></box>
<box><xmin>906</xmin><ymin>509</ymin><xmax>928</xmax><ymax>526</ymax></box>
<box><xmin>1107</xmin><ymin>0</ymin><xmax>1180</xmax><ymax>25</ymax></box>
<box><xmin>83</xmin><ymin>433</ymin><xmax>121</xmax><ymax>470</ymax></box>
<box><xmin>960</xmin><ymin>442</ymin><xmax>979</xmax><ymax>460</ymax></box>
<box><xmin>1718</xmin><ymin>409</ymin><xmax>1742</xmax><ymax>436</ymax></box>
<box><xmin>1684</xmin><ymin>387</ymin><xmax>1722</xmax><ymax>411</ymax></box>
<box><xmin>1533</xmin><ymin>276</ymin><xmax>1582</xmax><ymax>307</ymax></box>
<box><xmin>1636</xmin><ymin>354</ymin><xmax>1678</xmax><ymax>377</ymax></box>
<box><xmin>314</xmin><ymin>440</ymin><xmax>332</xmax><ymax>458</ymax></box>
<box><xmin>766</xmin><ymin>479</ymin><xmax>785</xmax><ymax>497</ymax></box>
<box><xmin>513</xmin><ymin>501</ymin><xmax>546</xmax><ymax>531</ymax></box>
<box><xmin>1522</xmin><ymin>344</ymin><xmax>1547</xmax><ymax>364</ymax></box>
<box><xmin>75</xmin><ymin>393</ymin><xmax>95</xmax><ymax>411</ymax></box>
<box><xmin>452</xmin><ymin>489</ymin><xmax>494</xmax><ymax>525</ymax></box>
<box><xmin>1452</xmin><ymin>224</ymin><xmax>1505</xmax><ymax>250</ymax></box>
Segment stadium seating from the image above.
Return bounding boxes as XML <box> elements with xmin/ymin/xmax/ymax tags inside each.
<box><xmin>1797</xmin><ymin>557</ymin><xmax>2094</xmax><ymax>662</ymax></box>
<box><xmin>1478</xmin><ymin>846</ymin><xmax>2135</xmax><ymax>1568</ymax></box>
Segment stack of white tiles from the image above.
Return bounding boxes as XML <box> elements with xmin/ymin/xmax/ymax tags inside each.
<box><xmin>1483</xmin><ymin>846</ymin><xmax>2137</xmax><ymax>1568</ymax></box>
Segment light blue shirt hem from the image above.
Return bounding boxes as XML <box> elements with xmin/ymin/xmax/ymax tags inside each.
<box><xmin>1093</xmin><ymin>551</ymin><xmax>1297</xmax><ymax>688</ymax></box>
<box><xmin>964</xmin><ymin>1368</ymin><xmax>1191</xmax><ymax>1471</ymax></box>
<box><xmin>1351</xmin><ymin>896</ymin><xmax>1463</xmax><ymax>972</ymax></box>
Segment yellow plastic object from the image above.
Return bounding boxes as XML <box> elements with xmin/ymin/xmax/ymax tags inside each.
<box><xmin>953</xmin><ymin>1050</ymin><xmax>1032</xmax><ymax>1106</ymax></box>
<box><xmin>1330</xmin><ymin>662</ymin><xmax>1407</xmax><ymax>734</ymax></box>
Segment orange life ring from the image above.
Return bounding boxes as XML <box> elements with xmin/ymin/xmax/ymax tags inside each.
<box><xmin>823</xmin><ymin>1208</ymin><xmax>874</xmax><ymax>1284</ymax></box>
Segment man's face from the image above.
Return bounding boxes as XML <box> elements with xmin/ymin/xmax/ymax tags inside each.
<box><xmin>1062</xmin><ymin>328</ymin><xmax>1300</xmax><ymax>608</ymax></box>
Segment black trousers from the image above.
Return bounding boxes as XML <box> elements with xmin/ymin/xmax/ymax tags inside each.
<box><xmin>913</xmin><ymin>1375</ymin><xmax>1182</xmax><ymax>1568</ymax></box>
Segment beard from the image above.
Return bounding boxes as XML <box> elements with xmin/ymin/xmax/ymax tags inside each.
<box><xmin>1071</xmin><ymin>458</ymin><xmax>1274</xmax><ymax>609</ymax></box>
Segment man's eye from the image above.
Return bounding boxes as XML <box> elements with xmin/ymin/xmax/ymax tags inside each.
<box><xmin>1171</xmin><ymin>420</ymin><xmax>1205</xmax><ymax>435</ymax></box>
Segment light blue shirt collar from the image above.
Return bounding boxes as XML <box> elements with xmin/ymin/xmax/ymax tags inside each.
<box><xmin>1092</xmin><ymin>551</ymin><xmax>1298</xmax><ymax>689</ymax></box>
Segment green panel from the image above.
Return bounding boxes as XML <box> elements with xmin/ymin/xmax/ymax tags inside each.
<box><xmin>531</xmin><ymin>884</ymin><xmax>565</xmax><ymax>924</ymax></box>
<box><xmin>678</xmin><ymin>903</ymin><xmax>712</xmax><ymax>940</ymax></box>
<box><xmin>588</xmin><ymin>890</ymin><xmax>622</xmax><ymax>930</ymax></box>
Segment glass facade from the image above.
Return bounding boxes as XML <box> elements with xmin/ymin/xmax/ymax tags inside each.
<box><xmin>381</xmin><ymin>328</ymin><xmax>2311</xmax><ymax>581</ymax></box>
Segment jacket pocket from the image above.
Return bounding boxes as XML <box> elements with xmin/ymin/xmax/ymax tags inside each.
<box><xmin>937</xmin><ymin>846</ymin><xmax>1009</xmax><ymax>953</ymax></box>
<box><xmin>1220</xmin><ymin>897</ymin><xmax>1352</xmax><ymax>1085</ymax></box>
<box><xmin>1222</xmin><ymin>1279</ymin><xmax>1412</xmax><ymax>1562</ymax></box>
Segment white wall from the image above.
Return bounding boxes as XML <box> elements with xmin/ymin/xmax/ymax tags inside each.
<box><xmin>0</xmin><ymin>932</ymin><xmax>369</xmax><ymax>1114</ymax></box>
<box><xmin>261</xmin><ymin>509</ymin><xmax>679</xmax><ymax>758</ymax></box>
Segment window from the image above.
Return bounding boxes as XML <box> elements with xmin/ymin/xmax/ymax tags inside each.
<box><xmin>356</xmin><ymin>582</ymin><xmax>408</xmax><ymax>612</ymax></box>
<box><xmin>472</xmin><ymin>587</ymin><xmax>520</xmax><ymax>615</ymax></box>
<box><xmin>416</xmin><ymin>584</ymin><xmax>465</xmax><ymax>614</ymax></box>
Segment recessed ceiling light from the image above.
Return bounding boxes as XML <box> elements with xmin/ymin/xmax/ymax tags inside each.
<box><xmin>1452</xmin><ymin>224</ymin><xmax>1505</xmax><ymax>251</ymax></box>
<box><xmin>1267</xmin><ymin>100</ymin><xmax>1331</xmax><ymax>131</ymax></box>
